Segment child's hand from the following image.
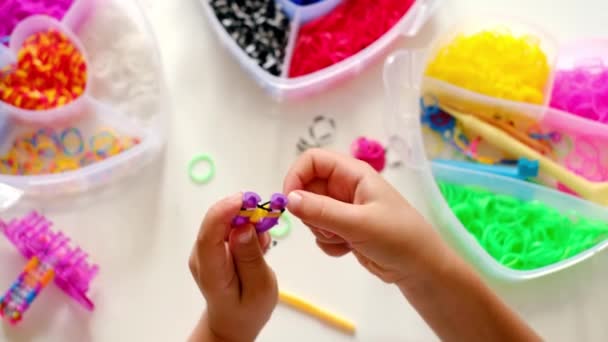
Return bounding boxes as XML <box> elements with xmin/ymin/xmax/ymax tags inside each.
<box><xmin>188</xmin><ymin>193</ymin><xmax>278</xmax><ymax>342</ymax></box>
<box><xmin>284</xmin><ymin>149</ymin><xmax>449</xmax><ymax>287</ymax></box>
<box><xmin>284</xmin><ymin>150</ymin><xmax>542</xmax><ymax>342</ymax></box>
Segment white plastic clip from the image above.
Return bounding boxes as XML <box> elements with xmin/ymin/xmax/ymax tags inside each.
<box><xmin>0</xmin><ymin>183</ymin><xmax>23</xmax><ymax>211</ymax></box>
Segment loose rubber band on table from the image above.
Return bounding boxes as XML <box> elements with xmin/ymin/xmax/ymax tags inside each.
<box><xmin>270</xmin><ymin>212</ymin><xmax>292</xmax><ymax>238</ymax></box>
<box><xmin>297</xmin><ymin>116</ymin><xmax>336</xmax><ymax>153</ymax></box>
<box><xmin>188</xmin><ymin>154</ymin><xmax>215</xmax><ymax>184</ymax></box>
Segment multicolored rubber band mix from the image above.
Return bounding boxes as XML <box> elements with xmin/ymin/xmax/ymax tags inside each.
<box><xmin>233</xmin><ymin>192</ymin><xmax>288</xmax><ymax>233</ymax></box>
<box><xmin>0</xmin><ymin>127</ymin><xmax>140</xmax><ymax>175</ymax></box>
<box><xmin>0</xmin><ymin>29</ymin><xmax>87</xmax><ymax>110</ymax></box>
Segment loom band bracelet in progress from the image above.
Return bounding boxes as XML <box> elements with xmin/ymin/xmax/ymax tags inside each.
<box><xmin>188</xmin><ymin>153</ymin><xmax>216</xmax><ymax>184</ymax></box>
<box><xmin>270</xmin><ymin>212</ymin><xmax>292</xmax><ymax>238</ymax></box>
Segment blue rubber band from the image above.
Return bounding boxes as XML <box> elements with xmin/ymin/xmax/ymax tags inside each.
<box><xmin>61</xmin><ymin>128</ymin><xmax>84</xmax><ymax>156</ymax></box>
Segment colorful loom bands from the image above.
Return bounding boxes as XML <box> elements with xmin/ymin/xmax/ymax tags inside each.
<box><xmin>425</xmin><ymin>30</ymin><xmax>550</xmax><ymax>104</ymax></box>
<box><xmin>0</xmin><ymin>127</ymin><xmax>140</xmax><ymax>175</ymax></box>
<box><xmin>550</xmin><ymin>63</ymin><xmax>608</xmax><ymax>123</ymax></box>
<box><xmin>0</xmin><ymin>0</ymin><xmax>75</xmax><ymax>43</ymax></box>
<box><xmin>209</xmin><ymin>0</ymin><xmax>291</xmax><ymax>76</ymax></box>
<box><xmin>0</xmin><ymin>29</ymin><xmax>87</xmax><ymax>110</ymax></box>
<box><xmin>289</xmin><ymin>0</ymin><xmax>415</xmax><ymax>77</ymax></box>
<box><xmin>439</xmin><ymin>182</ymin><xmax>608</xmax><ymax>270</ymax></box>
<box><xmin>0</xmin><ymin>256</ymin><xmax>55</xmax><ymax>325</ymax></box>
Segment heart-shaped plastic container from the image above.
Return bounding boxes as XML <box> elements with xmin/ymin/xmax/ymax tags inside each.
<box><xmin>0</xmin><ymin>15</ymin><xmax>91</xmax><ymax>125</ymax></box>
<box><xmin>0</xmin><ymin>0</ymin><xmax>167</xmax><ymax>197</ymax></box>
<box><xmin>202</xmin><ymin>0</ymin><xmax>441</xmax><ymax>100</ymax></box>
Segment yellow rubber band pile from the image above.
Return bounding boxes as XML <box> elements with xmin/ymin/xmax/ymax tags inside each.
<box><xmin>425</xmin><ymin>30</ymin><xmax>550</xmax><ymax>104</ymax></box>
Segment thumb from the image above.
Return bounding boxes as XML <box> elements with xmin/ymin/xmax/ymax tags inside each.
<box><xmin>287</xmin><ymin>190</ymin><xmax>366</xmax><ymax>240</ymax></box>
<box><xmin>229</xmin><ymin>225</ymin><xmax>273</xmax><ymax>297</ymax></box>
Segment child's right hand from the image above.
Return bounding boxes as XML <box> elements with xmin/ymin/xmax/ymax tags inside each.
<box><xmin>283</xmin><ymin>149</ymin><xmax>450</xmax><ymax>287</ymax></box>
<box><xmin>284</xmin><ymin>149</ymin><xmax>542</xmax><ymax>342</ymax></box>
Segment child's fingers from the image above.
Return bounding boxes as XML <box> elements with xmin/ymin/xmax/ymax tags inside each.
<box><xmin>307</xmin><ymin>224</ymin><xmax>347</xmax><ymax>244</ymax></box>
<box><xmin>193</xmin><ymin>193</ymin><xmax>243</xmax><ymax>290</ymax></box>
<box><xmin>259</xmin><ymin>232</ymin><xmax>271</xmax><ymax>252</ymax></box>
<box><xmin>229</xmin><ymin>226</ymin><xmax>274</xmax><ymax>300</ymax></box>
<box><xmin>315</xmin><ymin>240</ymin><xmax>351</xmax><ymax>257</ymax></box>
<box><xmin>287</xmin><ymin>190</ymin><xmax>369</xmax><ymax>242</ymax></box>
<box><xmin>283</xmin><ymin>148</ymin><xmax>370</xmax><ymax>197</ymax></box>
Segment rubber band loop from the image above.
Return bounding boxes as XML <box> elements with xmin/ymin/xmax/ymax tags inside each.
<box><xmin>91</xmin><ymin>130</ymin><xmax>117</xmax><ymax>158</ymax></box>
<box><xmin>61</xmin><ymin>128</ymin><xmax>85</xmax><ymax>156</ymax></box>
<box><xmin>270</xmin><ymin>213</ymin><xmax>292</xmax><ymax>238</ymax></box>
<box><xmin>188</xmin><ymin>154</ymin><xmax>215</xmax><ymax>184</ymax></box>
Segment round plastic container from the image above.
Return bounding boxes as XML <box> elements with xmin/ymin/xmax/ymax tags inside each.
<box><xmin>201</xmin><ymin>0</ymin><xmax>441</xmax><ymax>100</ymax></box>
<box><xmin>0</xmin><ymin>0</ymin><xmax>167</xmax><ymax>197</ymax></box>
<box><xmin>383</xmin><ymin>50</ymin><xmax>608</xmax><ymax>281</ymax></box>
<box><xmin>421</xmin><ymin>16</ymin><xmax>559</xmax><ymax>125</ymax></box>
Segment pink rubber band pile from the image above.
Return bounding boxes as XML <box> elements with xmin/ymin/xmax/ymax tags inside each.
<box><xmin>289</xmin><ymin>0</ymin><xmax>415</xmax><ymax>77</ymax></box>
<box><xmin>550</xmin><ymin>63</ymin><xmax>608</xmax><ymax>123</ymax></box>
<box><xmin>0</xmin><ymin>0</ymin><xmax>75</xmax><ymax>43</ymax></box>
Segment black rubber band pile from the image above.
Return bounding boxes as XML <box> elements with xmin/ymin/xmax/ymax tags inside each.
<box><xmin>210</xmin><ymin>0</ymin><xmax>290</xmax><ymax>76</ymax></box>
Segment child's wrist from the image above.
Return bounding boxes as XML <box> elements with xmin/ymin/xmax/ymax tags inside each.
<box><xmin>396</xmin><ymin>241</ymin><xmax>456</xmax><ymax>295</ymax></box>
<box><xmin>198</xmin><ymin>311</ymin><xmax>258</xmax><ymax>342</ymax></box>
<box><xmin>189</xmin><ymin>312</ymin><xmax>222</xmax><ymax>342</ymax></box>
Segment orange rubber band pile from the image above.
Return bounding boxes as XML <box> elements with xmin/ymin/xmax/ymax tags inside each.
<box><xmin>0</xmin><ymin>29</ymin><xmax>87</xmax><ymax>110</ymax></box>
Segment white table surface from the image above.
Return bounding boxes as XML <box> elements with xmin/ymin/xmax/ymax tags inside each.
<box><xmin>2</xmin><ymin>0</ymin><xmax>608</xmax><ymax>341</ymax></box>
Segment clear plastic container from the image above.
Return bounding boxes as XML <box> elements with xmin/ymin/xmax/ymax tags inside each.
<box><xmin>0</xmin><ymin>14</ymin><xmax>92</xmax><ymax>125</ymax></box>
<box><xmin>0</xmin><ymin>100</ymin><xmax>160</xmax><ymax>196</ymax></box>
<box><xmin>201</xmin><ymin>0</ymin><xmax>441</xmax><ymax>100</ymax></box>
<box><xmin>383</xmin><ymin>50</ymin><xmax>608</xmax><ymax>281</ymax></box>
<box><xmin>409</xmin><ymin>17</ymin><xmax>608</xmax><ymax>194</ymax></box>
<box><xmin>421</xmin><ymin>16</ymin><xmax>559</xmax><ymax>125</ymax></box>
<box><xmin>418</xmin><ymin>19</ymin><xmax>608</xmax><ymax>139</ymax></box>
<box><xmin>0</xmin><ymin>0</ymin><xmax>167</xmax><ymax>197</ymax></box>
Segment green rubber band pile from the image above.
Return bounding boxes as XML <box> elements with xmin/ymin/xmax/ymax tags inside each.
<box><xmin>438</xmin><ymin>182</ymin><xmax>608</xmax><ymax>270</ymax></box>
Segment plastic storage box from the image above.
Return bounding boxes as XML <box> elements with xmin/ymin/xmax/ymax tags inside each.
<box><xmin>420</xmin><ymin>17</ymin><xmax>559</xmax><ymax>126</ymax></box>
<box><xmin>383</xmin><ymin>49</ymin><xmax>608</xmax><ymax>281</ymax></box>
<box><xmin>0</xmin><ymin>0</ymin><xmax>167</xmax><ymax>196</ymax></box>
<box><xmin>201</xmin><ymin>0</ymin><xmax>441</xmax><ymax>100</ymax></box>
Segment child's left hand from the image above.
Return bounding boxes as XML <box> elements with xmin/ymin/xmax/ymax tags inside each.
<box><xmin>188</xmin><ymin>193</ymin><xmax>278</xmax><ymax>342</ymax></box>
